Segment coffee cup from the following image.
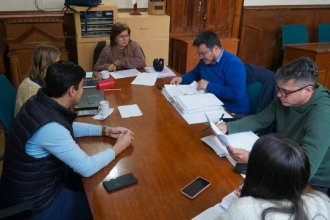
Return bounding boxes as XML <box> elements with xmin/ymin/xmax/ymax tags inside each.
<box><xmin>98</xmin><ymin>100</ymin><xmax>110</xmax><ymax>117</ymax></box>
<box><xmin>101</xmin><ymin>70</ymin><xmax>110</xmax><ymax>79</ymax></box>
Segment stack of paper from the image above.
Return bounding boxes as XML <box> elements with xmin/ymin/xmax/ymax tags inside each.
<box><xmin>162</xmin><ymin>82</ymin><xmax>228</xmax><ymax>124</ymax></box>
<box><xmin>162</xmin><ymin>81</ymin><xmax>204</xmax><ymax>103</ymax></box>
<box><xmin>174</xmin><ymin>93</ymin><xmax>223</xmax><ymax>115</ymax></box>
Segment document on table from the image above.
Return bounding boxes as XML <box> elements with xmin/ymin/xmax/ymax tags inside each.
<box><xmin>110</xmin><ymin>69</ymin><xmax>140</xmax><ymax>79</ymax></box>
<box><xmin>144</xmin><ymin>66</ymin><xmax>176</xmax><ymax>78</ymax></box>
<box><xmin>118</xmin><ymin>104</ymin><xmax>143</xmax><ymax>118</ymax></box>
<box><xmin>131</xmin><ymin>73</ymin><xmax>158</xmax><ymax>86</ymax></box>
<box><xmin>192</xmin><ymin>191</ymin><xmax>238</xmax><ymax>220</ymax></box>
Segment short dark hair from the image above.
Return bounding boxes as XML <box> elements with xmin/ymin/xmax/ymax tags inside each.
<box><xmin>193</xmin><ymin>31</ymin><xmax>222</xmax><ymax>49</ymax></box>
<box><xmin>44</xmin><ymin>61</ymin><xmax>85</xmax><ymax>98</ymax></box>
<box><xmin>241</xmin><ymin>134</ymin><xmax>310</xmax><ymax>219</ymax></box>
<box><xmin>276</xmin><ymin>57</ymin><xmax>318</xmax><ymax>86</ymax></box>
<box><xmin>110</xmin><ymin>22</ymin><xmax>131</xmax><ymax>46</ymax></box>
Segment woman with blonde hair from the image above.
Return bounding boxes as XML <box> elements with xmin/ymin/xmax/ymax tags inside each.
<box><xmin>15</xmin><ymin>43</ymin><xmax>61</xmax><ymax>115</ymax></box>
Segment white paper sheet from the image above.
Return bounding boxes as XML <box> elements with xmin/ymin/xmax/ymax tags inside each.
<box><xmin>131</xmin><ymin>73</ymin><xmax>158</xmax><ymax>86</ymax></box>
<box><xmin>118</xmin><ymin>104</ymin><xmax>143</xmax><ymax>118</ymax></box>
<box><xmin>110</xmin><ymin>69</ymin><xmax>140</xmax><ymax>79</ymax></box>
<box><xmin>192</xmin><ymin>191</ymin><xmax>238</xmax><ymax>220</ymax></box>
<box><xmin>85</xmin><ymin>71</ymin><xmax>93</xmax><ymax>78</ymax></box>
<box><xmin>144</xmin><ymin>66</ymin><xmax>176</xmax><ymax>78</ymax></box>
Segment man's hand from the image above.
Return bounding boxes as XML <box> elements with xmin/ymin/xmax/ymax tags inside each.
<box><xmin>170</xmin><ymin>77</ymin><xmax>182</xmax><ymax>85</ymax></box>
<box><xmin>103</xmin><ymin>126</ymin><xmax>134</xmax><ymax>139</ymax></box>
<box><xmin>197</xmin><ymin>79</ymin><xmax>209</xmax><ymax>90</ymax></box>
<box><xmin>227</xmin><ymin>147</ymin><xmax>249</xmax><ymax>163</ymax></box>
<box><xmin>112</xmin><ymin>130</ymin><xmax>134</xmax><ymax>156</ymax></box>
<box><xmin>217</xmin><ymin>123</ymin><xmax>228</xmax><ymax>134</ymax></box>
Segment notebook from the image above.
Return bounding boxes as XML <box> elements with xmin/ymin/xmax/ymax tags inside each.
<box><xmin>74</xmin><ymin>89</ymin><xmax>104</xmax><ymax>111</ymax></box>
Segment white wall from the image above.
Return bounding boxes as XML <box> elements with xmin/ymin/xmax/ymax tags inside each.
<box><xmin>0</xmin><ymin>0</ymin><xmax>329</xmax><ymax>11</ymax></box>
<box><xmin>0</xmin><ymin>0</ymin><xmax>148</xmax><ymax>11</ymax></box>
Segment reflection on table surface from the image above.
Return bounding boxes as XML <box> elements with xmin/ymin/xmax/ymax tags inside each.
<box><xmin>76</xmin><ymin>76</ymin><xmax>243</xmax><ymax>219</ymax></box>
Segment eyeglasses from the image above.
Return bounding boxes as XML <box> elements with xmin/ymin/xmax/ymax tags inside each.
<box><xmin>275</xmin><ymin>84</ymin><xmax>314</xmax><ymax>98</ymax></box>
<box><xmin>196</xmin><ymin>49</ymin><xmax>212</xmax><ymax>57</ymax></box>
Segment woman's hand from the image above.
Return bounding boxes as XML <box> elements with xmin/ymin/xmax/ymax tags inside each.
<box><xmin>107</xmin><ymin>64</ymin><xmax>116</xmax><ymax>72</ymax></box>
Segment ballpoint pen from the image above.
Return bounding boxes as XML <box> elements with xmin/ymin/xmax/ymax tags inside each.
<box><xmin>216</xmin><ymin>113</ymin><xmax>225</xmax><ymax>125</ymax></box>
<box><xmin>202</xmin><ymin>113</ymin><xmax>225</xmax><ymax>131</ymax></box>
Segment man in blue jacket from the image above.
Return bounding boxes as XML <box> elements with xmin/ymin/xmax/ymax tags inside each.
<box><xmin>171</xmin><ymin>31</ymin><xmax>250</xmax><ymax>115</ymax></box>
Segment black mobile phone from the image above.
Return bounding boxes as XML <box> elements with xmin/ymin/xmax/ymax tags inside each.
<box><xmin>180</xmin><ymin>177</ymin><xmax>211</xmax><ymax>199</ymax></box>
<box><xmin>234</xmin><ymin>163</ymin><xmax>247</xmax><ymax>175</ymax></box>
<box><xmin>103</xmin><ymin>173</ymin><xmax>138</xmax><ymax>193</ymax></box>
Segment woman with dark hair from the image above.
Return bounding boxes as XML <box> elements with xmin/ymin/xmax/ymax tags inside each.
<box><xmin>93</xmin><ymin>22</ymin><xmax>146</xmax><ymax>72</ymax></box>
<box><xmin>219</xmin><ymin>134</ymin><xmax>330</xmax><ymax>219</ymax></box>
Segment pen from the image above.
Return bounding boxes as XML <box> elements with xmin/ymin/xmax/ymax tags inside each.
<box><xmin>216</xmin><ymin>113</ymin><xmax>225</xmax><ymax>125</ymax></box>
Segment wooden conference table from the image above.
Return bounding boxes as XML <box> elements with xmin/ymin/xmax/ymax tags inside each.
<box><xmin>76</xmin><ymin>76</ymin><xmax>243</xmax><ymax>219</ymax></box>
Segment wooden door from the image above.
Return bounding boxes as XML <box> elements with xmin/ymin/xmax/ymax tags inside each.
<box><xmin>203</xmin><ymin>0</ymin><xmax>237</xmax><ymax>37</ymax></box>
<box><xmin>167</xmin><ymin>0</ymin><xmax>201</xmax><ymax>37</ymax></box>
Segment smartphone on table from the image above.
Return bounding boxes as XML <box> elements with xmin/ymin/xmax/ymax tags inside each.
<box><xmin>180</xmin><ymin>176</ymin><xmax>211</xmax><ymax>199</ymax></box>
<box><xmin>103</xmin><ymin>173</ymin><xmax>138</xmax><ymax>193</ymax></box>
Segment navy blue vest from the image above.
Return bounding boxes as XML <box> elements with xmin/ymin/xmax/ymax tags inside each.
<box><xmin>0</xmin><ymin>89</ymin><xmax>76</xmax><ymax>213</ymax></box>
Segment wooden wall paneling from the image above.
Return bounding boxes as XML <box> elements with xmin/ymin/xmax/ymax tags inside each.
<box><xmin>238</xmin><ymin>6</ymin><xmax>330</xmax><ymax>70</ymax></box>
<box><xmin>0</xmin><ymin>13</ymin><xmax>69</xmax><ymax>87</ymax></box>
<box><xmin>239</xmin><ymin>24</ymin><xmax>263</xmax><ymax>64</ymax></box>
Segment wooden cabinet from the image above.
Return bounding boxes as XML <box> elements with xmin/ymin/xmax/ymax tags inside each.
<box><xmin>166</xmin><ymin>0</ymin><xmax>243</xmax><ymax>38</ymax></box>
<box><xmin>171</xmin><ymin>37</ymin><xmax>239</xmax><ymax>74</ymax></box>
<box><xmin>118</xmin><ymin>12</ymin><xmax>170</xmax><ymax>66</ymax></box>
<box><xmin>284</xmin><ymin>42</ymin><xmax>330</xmax><ymax>89</ymax></box>
<box><xmin>166</xmin><ymin>0</ymin><xmax>243</xmax><ymax>73</ymax></box>
<box><xmin>0</xmin><ymin>12</ymin><xmax>68</xmax><ymax>88</ymax></box>
<box><xmin>71</xmin><ymin>4</ymin><xmax>117</xmax><ymax>71</ymax></box>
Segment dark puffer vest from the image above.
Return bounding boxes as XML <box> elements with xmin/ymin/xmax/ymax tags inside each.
<box><xmin>0</xmin><ymin>89</ymin><xmax>76</xmax><ymax>213</ymax></box>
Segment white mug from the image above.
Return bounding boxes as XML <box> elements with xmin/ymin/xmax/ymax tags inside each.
<box><xmin>101</xmin><ymin>70</ymin><xmax>110</xmax><ymax>79</ymax></box>
<box><xmin>98</xmin><ymin>100</ymin><xmax>110</xmax><ymax>117</ymax></box>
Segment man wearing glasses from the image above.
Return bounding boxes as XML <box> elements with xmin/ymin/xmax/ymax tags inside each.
<box><xmin>218</xmin><ymin>57</ymin><xmax>330</xmax><ymax>196</ymax></box>
<box><xmin>170</xmin><ymin>31</ymin><xmax>250</xmax><ymax>116</ymax></box>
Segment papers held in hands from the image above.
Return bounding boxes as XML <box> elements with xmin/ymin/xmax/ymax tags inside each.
<box><xmin>203</xmin><ymin>114</ymin><xmax>259</xmax><ymax>158</ymax></box>
<box><xmin>205</xmin><ymin>114</ymin><xmax>230</xmax><ymax>155</ymax></box>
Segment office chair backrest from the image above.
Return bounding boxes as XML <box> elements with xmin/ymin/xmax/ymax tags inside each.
<box><xmin>245</xmin><ymin>64</ymin><xmax>276</xmax><ymax>114</ymax></box>
<box><xmin>281</xmin><ymin>24</ymin><xmax>308</xmax><ymax>47</ymax></box>
<box><xmin>93</xmin><ymin>40</ymin><xmax>107</xmax><ymax>68</ymax></box>
<box><xmin>318</xmin><ymin>23</ymin><xmax>330</xmax><ymax>42</ymax></box>
<box><xmin>0</xmin><ymin>74</ymin><xmax>17</xmax><ymax>133</ymax></box>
